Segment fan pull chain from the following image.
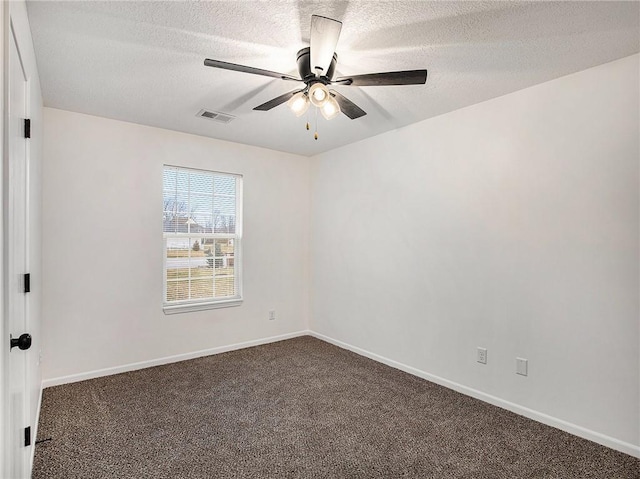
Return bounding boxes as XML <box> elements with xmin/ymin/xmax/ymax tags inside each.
<box><xmin>314</xmin><ymin>107</ymin><xmax>319</xmax><ymax>140</ymax></box>
<box><xmin>305</xmin><ymin>108</ymin><xmax>310</xmax><ymax>131</ymax></box>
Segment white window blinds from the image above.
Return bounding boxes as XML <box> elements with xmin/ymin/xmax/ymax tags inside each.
<box><xmin>163</xmin><ymin>165</ymin><xmax>242</xmax><ymax>312</ymax></box>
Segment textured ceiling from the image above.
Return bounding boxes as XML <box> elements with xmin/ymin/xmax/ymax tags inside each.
<box><xmin>26</xmin><ymin>1</ymin><xmax>639</xmax><ymax>156</ymax></box>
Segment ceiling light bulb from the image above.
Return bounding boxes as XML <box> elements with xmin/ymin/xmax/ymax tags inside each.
<box><xmin>313</xmin><ymin>88</ymin><xmax>326</xmax><ymax>102</ymax></box>
<box><xmin>320</xmin><ymin>95</ymin><xmax>340</xmax><ymax>120</ymax></box>
<box><xmin>309</xmin><ymin>83</ymin><xmax>329</xmax><ymax>107</ymax></box>
<box><xmin>287</xmin><ymin>92</ymin><xmax>309</xmax><ymax>117</ymax></box>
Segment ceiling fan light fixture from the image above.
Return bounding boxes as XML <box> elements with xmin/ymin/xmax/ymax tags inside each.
<box><xmin>320</xmin><ymin>95</ymin><xmax>341</xmax><ymax>120</ymax></box>
<box><xmin>204</xmin><ymin>13</ymin><xmax>429</xmax><ymax>136</ymax></box>
<box><xmin>309</xmin><ymin>82</ymin><xmax>329</xmax><ymax>107</ymax></box>
<box><xmin>287</xmin><ymin>91</ymin><xmax>310</xmax><ymax>116</ymax></box>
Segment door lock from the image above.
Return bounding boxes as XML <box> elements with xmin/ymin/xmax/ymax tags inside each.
<box><xmin>10</xmin><ymin>333</ymin><xmax>31</xmax><ymax>351</ymax></box>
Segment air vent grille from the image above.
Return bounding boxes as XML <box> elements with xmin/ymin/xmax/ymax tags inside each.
<box><xmin>196</xmin><ymin>109</ymin><xmax>235</xmax><ymax>124</ymax></box>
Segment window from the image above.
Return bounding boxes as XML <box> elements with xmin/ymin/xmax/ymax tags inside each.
<box><xmin>163</xmin><ymin>165</ymin><xmax>242</xmax><ymax>313</ymax></box>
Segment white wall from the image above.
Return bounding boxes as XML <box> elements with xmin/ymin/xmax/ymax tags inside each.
<box><xmin>42</xmin><ymin>108</ymin><xmax>310</xmax><ymax>380</ymax></box>
<box><xmin>311</xmin><ymin>55</ymin><xmax>639</xmax><ymax>451</ymax></box>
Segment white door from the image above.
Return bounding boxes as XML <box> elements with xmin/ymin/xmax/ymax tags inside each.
<box><xmin>6</xmin><ymin>21</ymin><xmax>31</xmax><ymax>478</ymax></box>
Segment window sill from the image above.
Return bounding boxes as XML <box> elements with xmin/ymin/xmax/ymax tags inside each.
<box><xmin>163</xmin><ymin>298</ymin><xmax>243</xmax><ymax>315</ymax></box>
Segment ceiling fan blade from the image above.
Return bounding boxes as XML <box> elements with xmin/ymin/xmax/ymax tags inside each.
<box><xmin>330</xmin><ymin>91</ymin><xmax>366</xmax><ymax>119</ymax></box>
<box><xmin>253</xmin><ymin>89</ymin><xmax>305</xmax><ymax>111</ymax></box>
<box><xmin>334</xmin><ymin>69</ymin><xmax>427</xmax><ymax>86</ymax></box>
<box><xmin>310</xmin><ymin>15</ymin><xmax>342</xmax><ymax>76</ymax></box>
<box><xmin>204</xmin><ymin>59</ymin><xmax>301</xmax><ymax>82</ymax></box>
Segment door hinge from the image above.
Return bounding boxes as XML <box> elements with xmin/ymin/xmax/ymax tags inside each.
<box><xmin>24</xmin><ymin>426</ymin><xmax>31</xmax><ymax>446</ymax></box>
<box><xmin>24</xmin><ymin>273</ymin><xmax>30</xmax><ymax>293</ymax></box>
<box><xmin>24</xmin><ymin>119</ymin><xmax>31</xmax><ymax>139</ymax></box>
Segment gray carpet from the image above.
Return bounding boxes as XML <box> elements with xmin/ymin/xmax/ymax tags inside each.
<box><xmin>33</xmin><ymin>336</ymin><xmax>639</xmax><ymax>478</ymax></box>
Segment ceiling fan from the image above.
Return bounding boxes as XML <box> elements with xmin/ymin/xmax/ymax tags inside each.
<box><xmin>204</xmin><ymin>15</ymin><xmax>427</xmax><ymax>131</ymax></box>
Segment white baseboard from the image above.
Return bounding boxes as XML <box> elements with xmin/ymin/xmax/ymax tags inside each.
<box><xmin>308</xmin><ymin>331</ymin><xmax>640</xmax><ymax>459</ymax></box>
<box><xmin>42</xmin><ymin>330</ymin><xmax>310</xmax><ymax>388</ymax></box>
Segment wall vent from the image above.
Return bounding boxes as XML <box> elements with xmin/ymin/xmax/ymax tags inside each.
<box><xmin>196</xmin><ymin>109</ymin><xmax>235</xmax><ymax>124</ymax></box>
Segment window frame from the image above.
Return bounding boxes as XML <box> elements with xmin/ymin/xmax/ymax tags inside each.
<box><xmin>162</xmin><ymin>165</ymin><xmax>243</xmax><ymax>314</ymax></box>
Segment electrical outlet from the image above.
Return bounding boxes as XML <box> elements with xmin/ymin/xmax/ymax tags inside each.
<box><xmin>268</xmin><ymin>310</ymin><xmax>276</xmax><ymax>321</ymax></box>
<box><xmin>477</xmin><ymin>347</ymin><xmax>487</xmax><ymax>364</ymax></box>
<box><xmin>516</xmin><ymin>357</ymin><xmax>528</xmax><ymax>376</ymax></box>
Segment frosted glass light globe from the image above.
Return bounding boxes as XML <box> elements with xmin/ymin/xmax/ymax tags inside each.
<box><xmin>320</xmin><ymin>95</ymin><xmax>341</xmax><ymax>120</ymax></box>
<box><xmin>309</xmin><ymin>83</ymin><xmax>330</xmax><ymax>107</ymax></box>
<box><xmin>287</xmin><ymin>92</ymin><xmax>310</xmax><ymax>117</ymax></box>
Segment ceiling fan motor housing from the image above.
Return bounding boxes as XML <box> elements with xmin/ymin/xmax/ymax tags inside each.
<box><xmin>296</xmin><ymin>47</ymin><xmax>337</xmax><ymax>83</ymax></box>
